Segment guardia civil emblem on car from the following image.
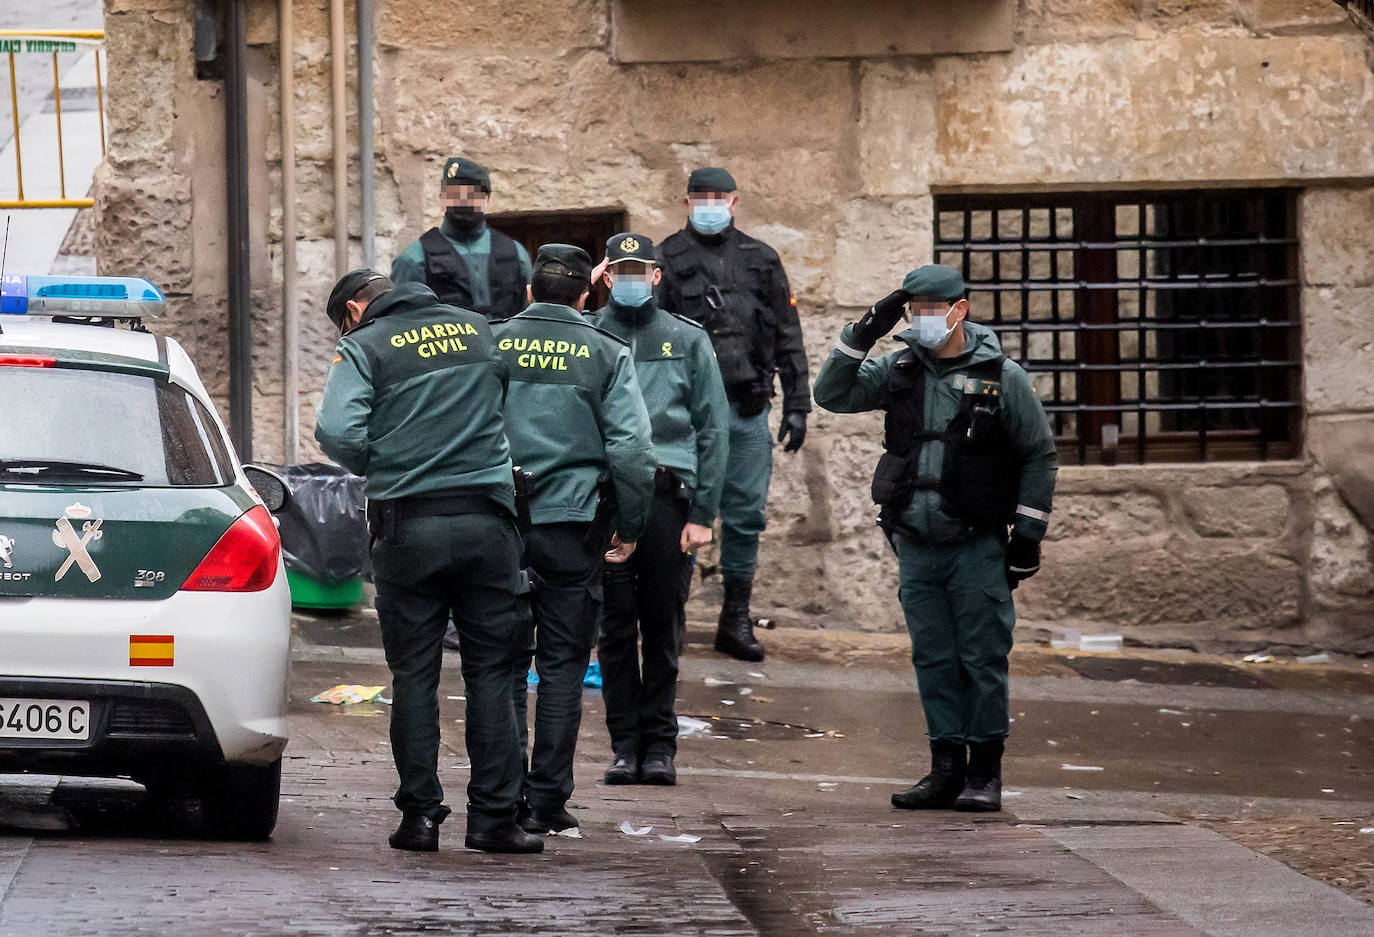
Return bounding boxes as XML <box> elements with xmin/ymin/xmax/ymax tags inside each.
<box><xmin>0</xmin><ymin>273</ymin><xmax>293</xmax><ymax>842</ymax></box>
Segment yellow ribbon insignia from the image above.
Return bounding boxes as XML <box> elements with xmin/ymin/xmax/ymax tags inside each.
<box><xmin>661</xmin><ymin>342</ymin><xmax>673</xmax><ymax>357</ymax></box>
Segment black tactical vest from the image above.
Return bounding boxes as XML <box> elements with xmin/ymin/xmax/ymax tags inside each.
<box><xmin>871</xmin><ymin>351</ymin><xmax>1021</xmax><ymax>532</ymax></box>
<box><xmin>420</xmin><ymin>226</ymin><xmax>526</xmax><ymax>321</ymax></box>
<box><xmin>659</xmin><ymin>234</ymin><xmax>778</xmax><ymax>405</ymax></box>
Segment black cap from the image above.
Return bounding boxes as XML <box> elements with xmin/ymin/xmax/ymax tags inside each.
<box><xmin>533</xmin><ymin>244</ymin><xmax>593</xmax><ymax>282</ymax></box>
<box><xmin>687</xmin><ymin>167</ymin><xmax>736</xmax><ymax>193</ymax></box>
<box><xmin>326</xmin><ymin>268</ymin><xmax>390</xmax><ymax>328</ymax></box>
<box><xmin>605</xmin><ymin>232</ymin><xmax>656</xmax><ymax>265</ymax></box>
<box><xmin>440</xmin><ymin>156</ymin><xmax>491</xmax><ymax>192</ymax></box>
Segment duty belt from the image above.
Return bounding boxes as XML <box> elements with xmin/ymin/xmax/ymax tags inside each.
<box><xmin>654</xmin><ymin>466</ymin><xmax>682</xmax><ymax>495</ymax></box>
<box><xmin>367</xmin><ymin>493</ymin><xmax>507</xmax><ymax>542</ymax></box>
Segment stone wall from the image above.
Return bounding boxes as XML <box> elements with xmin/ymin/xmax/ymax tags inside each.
<box><xmin>94</xmin><ymin>0</ymin><xmax>1374</xmax><ymax>651</ymax></box>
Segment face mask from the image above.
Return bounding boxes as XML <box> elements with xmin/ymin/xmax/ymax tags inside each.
<box><xmin>445</xmin><ymin>206</ymin><xmax>485</xmax><ymax>234</ymax></box>
<box><xmin>689</xmin><ymin>203</ymin><xmax>732</xmax><ymax>235</ymax></box>
<box><xmin>611</xmin><ymin>277</ymin><xmax>653</xmax><ymax>307</ymax></box>
<box><xmin>912</xmin><ymin>311</ymin><xmax>955</xmax><ymax>349</ymax></box>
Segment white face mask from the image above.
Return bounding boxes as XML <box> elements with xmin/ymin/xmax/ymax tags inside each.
<box><xmin>912</xmin><ymin>309</ymin><xmax>955</xmax><ymax>349</ymax></box>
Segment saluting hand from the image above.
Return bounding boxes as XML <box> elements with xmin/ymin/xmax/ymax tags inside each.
<box><xmin>680</xmin><ymin>523</ymin><xmax>712</xmax><ymax>554</ymax></box>
<box><xmin>605</xmin><ymin>533</ymin><xmax>637</xmax><ymax>564</ymax></box>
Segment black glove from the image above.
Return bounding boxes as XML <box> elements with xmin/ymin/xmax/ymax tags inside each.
<box><xmin>777</xmin><ymin>411</ymin><xmax>807</xmax><ymax>453</ymax></box>
<box><xmin>850</xmin><ymin>290</ymin><xmax>910</xmax><ymax>350</ymax></box>
<box><xmin>1005</xmin><ymin>533</ymin><xmax>1041</xmax><ymax>590</ymax></box>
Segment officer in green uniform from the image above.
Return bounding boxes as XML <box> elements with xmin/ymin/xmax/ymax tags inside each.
<box><xmin>587</xmin><ymin>232</ymin><xmax>729</xmax><ymax>786</ymax></box>
<box><xmin>491</xmin><ymin>244</ymin><xmax>658</xmax><ymax>835</ymax></box>
<box><xmin>812</xmin><ymin>264</ymin><xmax>1058</xmax><ymax>813</ymax></box>
<box><xmin>656</xmin><ymin>167</ymin><xmax>811</xmax><ymax>663</ymax></box>
<box><xmin>390</xmin><ymin>157</ymin><xmax>533</xmax><ymax>321</ymax></box>
<box><xmin>315</xmin><ymin>269</ymin><xmax>542</xmax><ymax>855</ymax></box>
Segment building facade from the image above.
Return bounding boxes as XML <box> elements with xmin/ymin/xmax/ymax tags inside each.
<box><xmin>95</xmin><ymin>0</ymin><xmax>1374</xmax><ymax>651</ymax></box>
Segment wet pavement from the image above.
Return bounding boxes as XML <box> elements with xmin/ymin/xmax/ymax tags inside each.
<box><xmin>1</xmin><ymin>610</ymin><xmax>1372</xmax><ymax>936</ymax></box>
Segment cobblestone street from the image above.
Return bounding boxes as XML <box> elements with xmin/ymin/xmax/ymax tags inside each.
<box><xmin>1</xmin><ymin>615</ymin><xmax>1371</xmax><ymax>936</ymax></box>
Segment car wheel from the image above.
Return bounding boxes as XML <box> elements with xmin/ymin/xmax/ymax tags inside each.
<box><xmin>200</xmin><ymin>757</ymin><xmax>282</xmax><ymax>842</ymax></box>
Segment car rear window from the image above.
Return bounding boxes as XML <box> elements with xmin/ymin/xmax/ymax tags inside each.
<box><xmin>0</xmin><ymin>367</ymin><xmax>236</xmax><ymax>487</ymax></box>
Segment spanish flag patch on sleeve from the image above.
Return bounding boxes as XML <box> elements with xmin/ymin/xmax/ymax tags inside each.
<box><xmin>331</xmin><ymin>354</ymin><xmax>343</xmax><ymax>365</ymax></box>
<box><xmin>789</xmin><ymin>294</ymin><xmax>797</xmax><ymax>307</ymax></box>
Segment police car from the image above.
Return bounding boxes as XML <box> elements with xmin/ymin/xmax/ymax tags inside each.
<box><xmin>0</xmin><ymin>274</ymin><xmax>291</xmax><ymax>841</ymax></box>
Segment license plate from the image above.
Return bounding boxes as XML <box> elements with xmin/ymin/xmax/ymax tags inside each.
<box><xmin>0</xmin><ymin>698</ymin><xmax>91</xmax><ymax>741</ymax></box>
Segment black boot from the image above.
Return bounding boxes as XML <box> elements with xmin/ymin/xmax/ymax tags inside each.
<box><xmin>388</xmin><ymin>813</ymin><xmax>440</xmax><ymax>851</ymax></box>
<box><xmin>954</xmin><ymin>738</ymin><xmax>1004</xmax><ymax>812</ymax></box>
<box><xmin>603</xmin><ymin>750</ymin><xmax>640</xmax><ymax>785</ymax></box>
<box><xmin>521</xmin><ymin>804</ymin><xmax>579</xmax><ymax>835</ymax></box>
<box><xmin>714</xmin><ymin>579</ymin><xmax>764</xmax><ymax>662</ymax></box>
<box><xmin>464</xmin><ymin>819</ymin><xmax>546</xmax><ymax>854</ymax></box>
<box><xmin>891</xmin><ymin>740</ymin><xmax>966</xmax><ymax>810</ymax></box>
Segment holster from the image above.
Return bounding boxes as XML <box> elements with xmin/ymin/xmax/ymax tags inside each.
<box><xmin>512</xmin><ymin>465</ymin><xmax>535</xmax><ymax>537</ymax></box>
<box><xmin>585</xmin><ymin>472</ymin><xmax>618</xmax><ymax>551</ymax></box>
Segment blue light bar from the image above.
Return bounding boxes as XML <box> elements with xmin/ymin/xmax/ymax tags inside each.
<box><xmin>0</xmin><ymin>274</ymin><xmax>166</xmax><ymax>318</ymax></box>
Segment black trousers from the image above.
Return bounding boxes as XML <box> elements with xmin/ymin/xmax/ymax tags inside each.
<box><xmin>597</xmin><ymin>491</ymin><xmax>692</xmax><ymax>758</ymax></box>
<box><xmin>512</xmin><ymin>522</ymin><xmax>603</xmax><ymax>811</ymax></box>
<box><xmin>371</xmin><ymin>513</ymin><xmax>526</xmax><ymax>831</ymax></box>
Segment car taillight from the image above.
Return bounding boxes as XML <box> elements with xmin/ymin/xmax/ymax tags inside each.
<box><xmin>181</xmin><ymin>505</ymin><xmax>280</xmax><ymax>592</ymax></box>
<box><xmin>0</xmin><ymin>355</ymin><xmax>56</xmax><ymax>367</ymax></box>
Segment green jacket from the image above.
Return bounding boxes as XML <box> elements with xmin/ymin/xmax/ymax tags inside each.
<box><xmin>315</xmin><ymin>283</ymin><xmax>515</xmax><ymax>511</ymax></box>
<box><xmin>813</xmin><ymin>320</ymin><xmax>1058</xmax><ymax>543</ymax></box>
<box><xmin>492</xmin><ymin>302</ymin><xmax>657</xmax><ymax>540</ymax></box>
<box><xmin>588</xmin><ymin>297</ymin><xmax>730</xmax><ymax>527</ymax></box>
<box><xmin>390</xmin><ymin>217</ymin><xmax>533</xmax><ymax>313</ymax></box>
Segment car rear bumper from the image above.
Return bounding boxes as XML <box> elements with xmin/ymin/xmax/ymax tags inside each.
<box><xmin>0</xmin><ymin>579</ymin><xmax>291</xmax><ymax>772</ymax></box>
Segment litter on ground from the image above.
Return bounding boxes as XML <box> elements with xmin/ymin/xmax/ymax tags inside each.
<box><xmin>311</xmin><ymin>685</ymin><xmax>387</xmax><ymax>705</ymax></box>
<box><xmin>619</xmin><ymin>821</ymin><xmax>652</xmax><ymax>836</ymax></box>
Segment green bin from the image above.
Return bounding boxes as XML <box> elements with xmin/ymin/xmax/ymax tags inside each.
<box><xmin>286</xmin><ymin>568</ymin><xmax>365</xmax><ymax>610</ymax></box>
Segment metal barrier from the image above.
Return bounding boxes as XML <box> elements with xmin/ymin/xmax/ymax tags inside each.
<box><xmin>0</xmin><ymin>30</ymin><xmax>106</xmax><ymax>209</ymax></box>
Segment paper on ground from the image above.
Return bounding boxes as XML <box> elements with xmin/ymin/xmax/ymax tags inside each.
<box><xmin>619</xmin><ymin>821</ymin><xmax>652</xmax><ymax>836</ymax></box>
<box><xmin>659</xmin><ymin>833</ymin><xmax>701</xmax><ymax>844</ymax></box>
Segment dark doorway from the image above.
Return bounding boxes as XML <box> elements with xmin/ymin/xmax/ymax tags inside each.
<box><xmin>487</xmin><ymin>208</ymin><xmax>629</xmax><ymax>311</ymax></box>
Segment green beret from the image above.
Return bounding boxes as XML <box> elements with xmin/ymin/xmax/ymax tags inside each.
<box><xmin>534</xmin><ymin>243</ymin><xmax>593</xmax><ymax>282</ymax></box>
<box><xmin>326</xmin><ymin>268</ymin><xmax>390</xmax><ymax>327</ymax></box>
<box><xmin>605</xmin><ymin>232</ymin><xmax>656</xmax><ymax>265</ymax></box>
<box><xmin>440</xmin><ymin>157</ymin><xmax>491</xmax><ymax>192</ymax></box>
<box><xmin>901</xmin><ymin>264</ymin><xmax>966</xmax><ymax>302</ymax></box>
<box><xmin>687</xmin><ymin>167</ymin><xmax>737</xmax><ymax>194</ymax></box>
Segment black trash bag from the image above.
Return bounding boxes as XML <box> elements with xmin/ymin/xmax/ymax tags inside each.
<box><xmin>269</xmin><ymin>462</ymin><xmax>368</xmax><ymax>585</ymax></box>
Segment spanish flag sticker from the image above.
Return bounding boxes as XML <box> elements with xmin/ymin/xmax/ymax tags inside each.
<box><xmin>130</xmin><ymin>634</ymin><xmax>174</xmax><ymax>667</ymax></box>
<box><xmin>331</xmin><ymin>354</ymin><xmax>343</xmax><ymax>365</ymax></box>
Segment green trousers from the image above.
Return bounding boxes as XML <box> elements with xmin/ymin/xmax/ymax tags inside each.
<box><xmin>371</xmin><ymin>512</ymin><xmax>526</xmax><ymax>830</ymax></box>
<box><xmin>718</xmin><ymin>402</ymin><xmax>773</xmax><ymax>583</ymax></box>
<box><xmin>895</xmin><ymin>530</ymin><xmax>1015</xmax><ymax>743</ymax></box>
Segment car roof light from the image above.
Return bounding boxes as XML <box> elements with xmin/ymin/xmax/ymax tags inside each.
<box><xmin>0</xmin><ymin>274</ymin><xmax>166</xmax><ymax>318</ymax></box>
<box><xmin>0</xmin><ymin>354</ymin><xmax>57</xmax><ymax>367</ymax></box>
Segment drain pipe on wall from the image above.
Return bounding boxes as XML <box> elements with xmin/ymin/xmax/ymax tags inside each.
<box><xmin>330</xmin><ymin>0</ymin><xmax>347</xmax><ymax>275</ymax></box>
<box><xmin>280</xmin><ymin>0</ymin><xmax>300</xmax><ymax>462</ymax></box>
<box><xmin>356</xmin><ymin>0</ymin><xmax>375</xmax><ymax>268</ymax></box>
<box><xmin>223</xmin><ymin>0</ymin><xmax>253</xmax><ymax>460</ymax></box>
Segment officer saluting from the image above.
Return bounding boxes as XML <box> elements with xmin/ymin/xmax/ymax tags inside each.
<box><xmin>657</xmin><ymin>167</ymin><xmax>811</xmax><ymax>663</ymax></box>
<box><xmin>813</xmin><ymin>264</ymin><xmax>1058</xmax><ymax>813</ymax></box>
<box><xmin>315</xmin><ymin>270</ymin><xmax>542</xmax><ymax>855</ymax></box>
<box><xmin>588</xmin><ymin>233</ymin><xmax>729</xmax><ymax>786</ymax></box>
<box><xmin>491</xmin><ymin>244</ymin><xmax>657</xmax><ymax>835</ymax></box>
<box><xmin>390</xmin><ymin>157</ymin><xmax>532</xmax><ymax>321</ymax></box>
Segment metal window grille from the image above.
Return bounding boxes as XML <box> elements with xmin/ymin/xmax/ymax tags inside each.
<box><xmin>933</xmin><ymin>190</ymin><xmax>1302</xmax><ymax>465</ymax></box>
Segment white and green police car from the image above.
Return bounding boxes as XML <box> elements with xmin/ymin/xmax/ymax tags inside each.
<box><xmin>0</xmin><ymin>274</ymin><xmax>291</xmax><ymax>840</ymax></box>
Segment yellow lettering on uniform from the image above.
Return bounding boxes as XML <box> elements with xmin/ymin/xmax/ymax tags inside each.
<box><xmin>462</xmin><ymin>323</ymin><xmax>478</xmax><ymax>335</ymax></box>
<box><xmin>518</xmin><ymin>353</ymin><xmax>532</xmax><ymax>367</ymax></box>
<box><xmin>556</xmin><ymin>341</ymin><xmax>570</xmax><ymax>355</ymax></box>
<box><xmin>390</xmin><ymin>335</ymin><xmax>406</xmax><ymax>348</ymax></box>
<box><xmin>499</xmin><ymin>338</ymin><xmax>513</xmax><ymax>350</ymax></box>
<box><xmin>403</xmin><ymin>329</ymin><xmax>419</xmax><ymax>344</ymax></box>
<box><xmin>444</xmin><ymin>323</ymin><xmax>460</xmax><ymax>337</ymax></box>
<box><xmin>418</xmin><ymin>343</ymin><xmax>432</xmax><ymax>358</ymax></box>
<box><xmin>419</xmin><ymin>326</ymin><xmax>435</xmax><ymax>341</ymax></box>
<box><xmin>435</xmin><ymin>340</ymin><xmax>449</xmax><ymax>354</ymax></box>
<box><xmin>452</xmin><ymin>337</ymin><xmax>467</xmax><ymax>351</ymax></box>
<box><xmin>576</xmin><ymin>345</ymin><xmax>590</xmax><ymax>358</ymax></box>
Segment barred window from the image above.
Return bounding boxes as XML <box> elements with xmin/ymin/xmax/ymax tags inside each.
<box><xmin>933</xmin><ymin>190</ymin><xmax>1302</xmax><ymax>465</ymax></box>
